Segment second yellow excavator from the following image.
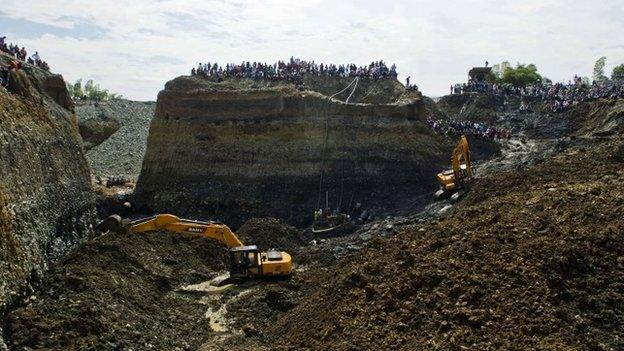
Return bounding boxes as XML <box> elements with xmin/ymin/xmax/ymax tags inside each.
<box><xmin>97</xmin><ymin>214</ymin><xmax>293</xmax><ymax>280</ymax></box>
<box><xmin>435</xmin><ymin>135</ymin><xmax>473</xmax><ymax>201</ymax></box>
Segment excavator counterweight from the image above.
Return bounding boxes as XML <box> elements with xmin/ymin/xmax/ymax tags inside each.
<box><xmin>97</xmin><ymin>214</ymin><xmax>293</xmax><ymax>279</ymax></box>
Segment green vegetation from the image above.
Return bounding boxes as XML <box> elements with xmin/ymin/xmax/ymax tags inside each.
<box><xmin>612</xmin><ymin>64</ymin><xmax>624</xmax><ymax>81</ymax></box>
<box><xmin>66</xmin><ymin>79</ymin><xmax>123</xmax><ymax>102</ymax></box>
<box><xmin>489</xmin><ymin>61</ymin><xmax>547</xmax><ymax>86</ymax></box>
<box><xmin>593</xmin><ymin>57</ymin><xmax>607</xmax><ymax>82</ymax></box>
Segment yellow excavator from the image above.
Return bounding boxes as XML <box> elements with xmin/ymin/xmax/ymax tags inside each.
<box><xmin>435</xmin><ymin>135</ymin><xmax>473</xmax><ymax>201</ymax></box>
<box><xmin>97</xmin><ymin>214</ymin><xmax>293</xmax><ymax>280</ymax></box>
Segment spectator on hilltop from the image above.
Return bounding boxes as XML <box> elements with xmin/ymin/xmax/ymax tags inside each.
<box><xmin>190</xmin><ymin>58</ymin><xmax>399</xmax><ymax>86</ymax></box>
<box><xmin>9</xmin><ymin>59</ymin><xmax>21</xmax><ymax>71</ymax></box>
<box><xmin>0</xmin><ymin>36</ymin><xmax>50</xmax><ymax>71</ymax></box>
<box><xmin>450</xmin><ymin>78</ymin><xmax>624</xmax><ymax>113</ymax></box>
<box><xmin>426</xmin><ymin>116</ymin><xmax>512</xmax><ymax>142</ymax></box>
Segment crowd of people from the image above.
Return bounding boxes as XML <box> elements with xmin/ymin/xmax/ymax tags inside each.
<box><xmin>191</xmin><ymin>57</ymin><xmax>398</xmax><ymax>85</ymax></box>
<box><xmin>0</xmin><ymin>36</ymin><xmax>50</xmax><ymax>71</ymax></box>
<box><xmin>427</xmin><ymin>117</ymin><xmax>512</xmax><ymax>141</ymax></box>
<box><xmin>451</xmin><ymin>77</ymin><xmax>624</xmax><ymax>112</ymax></box>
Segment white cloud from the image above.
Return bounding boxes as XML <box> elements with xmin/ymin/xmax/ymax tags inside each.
<box><xmin>1</xmin><ymin>0</ymin><xmax>623</xmax><ymax>100</ymax></box>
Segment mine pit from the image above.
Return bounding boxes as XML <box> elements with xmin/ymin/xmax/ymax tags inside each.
<box><xmin>1</xmin><ymin>43</ymin><xmax>624</xmax><ymax>351</ymax></box>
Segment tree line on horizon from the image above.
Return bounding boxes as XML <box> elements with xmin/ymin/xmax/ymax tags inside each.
<box><xmin>486</xmin><ymin>58</ymin><xmax>624</xmax><ymax>86</ymax></box>
<box><xmin>66</xmin><ymin>79</ymin><xmax>123</xmax><ymax>102</ymax></box>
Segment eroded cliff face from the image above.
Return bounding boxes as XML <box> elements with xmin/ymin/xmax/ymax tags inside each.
<box><xmin>0</xmin><ymin>54</ymin><xmax>96</xmax><ymax>333</ymax></box>
<box><xmin>134</xmin><ymin>76</ymin><xmax>451</xmax><ymax>227</ymax></box>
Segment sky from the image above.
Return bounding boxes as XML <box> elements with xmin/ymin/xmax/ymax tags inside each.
<box><xmin>1</xmin><ymin>0</ymin><xmax>623</xmax><ymax>101</ymax></box>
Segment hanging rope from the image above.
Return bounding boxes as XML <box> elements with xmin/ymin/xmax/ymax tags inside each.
<box><xmin>337</xmin><ymin>77</ymin><xmax>359</xmax><ymax>210</ymax></box>
<box><xmin>345</xmin><ymin>77</ymin><xmax>359</xmax><ymax>104</ymax></box>
<box><xmin>317</xmin><ymin>77</ymin><xmax>359</xmax><ymax>209</ymax></box>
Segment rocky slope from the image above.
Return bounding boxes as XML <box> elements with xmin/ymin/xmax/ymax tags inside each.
<box><xmin>133</xmin><ymin>76</ymin><xmax>465</xmax><ymax>227</ymax></box>
<box><xmin>437</xmin><ymin>92</ymin><xmax>624</xmax><ymax>140</ymax></box>
<box><xmin>0</xmin><ymin>53</ymin><xmax>96</xmax><ymax>345</ymax></box>
<box><xmin>76</xmin><ymin>99</ymin><xmax>156</xmax><ymax>180</ymax></box>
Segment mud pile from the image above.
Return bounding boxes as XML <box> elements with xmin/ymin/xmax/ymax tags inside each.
<box><xmin>133</xmin><ymin>75</ymin><xmax>461</xmax><ymax>228</ymax></box>
<box><xmin>264</xmin><ymin>135</ymin><xmax>624</xmax><ymax>350</ymax></box>
<box><xmin>3</xmin><ymin>216</ymin><xmax>309</xmax><ymax>350</ymax></box>
<box><xmin>237</xmin><ymin>218</ymin><xmax>303</xmax><ymax>251</ymax></box>
<box><xmin>5</xmin><ymin>230</ymin><xmax>228</xmax><ymax>350</ymax></box>
<box><xmin>0</xmin><ymin>52</ymin><xmax>95</xmax><ymax>339</ymax></box>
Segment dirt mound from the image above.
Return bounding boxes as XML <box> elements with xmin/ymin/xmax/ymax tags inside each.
<box><xmin>264</xmin><ymin>137</ymin><xmax>624</xmax><ymax>350</ymax></box>
<box><xmin>5</xmin><ymin>230</ymin><xmax>228</xmax><ymax>350</ymax></box>
<box><xmin>237</xmin><ymin>218</ymin><xmax>303</xmax><ymax>251</ymax></box>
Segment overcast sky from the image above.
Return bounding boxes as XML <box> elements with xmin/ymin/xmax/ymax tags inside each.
<box><xmin>1</xmin><ymin>0</ymin><xmax>623</xmax><ymax>101</ymax></box>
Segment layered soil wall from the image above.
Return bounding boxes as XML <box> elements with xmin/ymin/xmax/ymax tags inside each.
<box><xmin>134</xmin><ymin>76</ymin><xmax>450</xmax><ymax>227</ymax></box>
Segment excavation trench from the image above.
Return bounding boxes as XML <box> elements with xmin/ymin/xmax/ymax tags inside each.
<box><xmin>6</xmin><ymin>84</ymin><xmax>610</xmax><ymax>350</ymax></box>
<box><xmin>0</xmin><ymin>133</ymin><xmax>514</xmax><ymax>351</ymax></box>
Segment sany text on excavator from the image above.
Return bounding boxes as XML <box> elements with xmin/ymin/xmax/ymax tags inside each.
<box><xmin>435</xmin><ymin>135</ymin><xmax>473</xmax><ymax>201</ymax></box>
<box><xmin>97</xmin><ymin>214</ymin><xmax>293</xmax><ymax>280</ymax></box>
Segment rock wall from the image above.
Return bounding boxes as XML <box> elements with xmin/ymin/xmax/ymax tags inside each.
<box><xmin>0</xmin><ymin>53</ymin><xmax>96</xmax><ymax>337</ymax></box>
<box><xmin>134</xmin><ymin>76</ymin><xmax>452</xmax><ymax>227</ymax></box>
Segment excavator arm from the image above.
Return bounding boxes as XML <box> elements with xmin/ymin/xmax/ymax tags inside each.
<box><xmin>98</xmin><ymin>213</ymin><xmax>293</xmax><ymax>279</ymax></box>
<box><xmin>451</xmin><ymin>135</ymin><xmax>472</xmax><ymax>181</ymax></box>
<box><xmin>97</xmin><ymin>214</ymin><xmax>244</xmax><ymax>248</ymax></box>
<box><xmin>435</xmin><ymin>135</ymin><xmax>473</xmax><ymax>200</ymax></box>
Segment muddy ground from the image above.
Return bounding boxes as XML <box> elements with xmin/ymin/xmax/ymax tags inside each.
<box><xmin>3</xmin><ymin>218</ymin><xmax>314</xmax><ymax>350</ymax></box>
<box><xmin>4</xmin><ymin>96</ymin><xmax>624</xmax><ymax>350</ymax></box>
<box><xmin>4</xmin><ymin>231</ymin><xmax>226</xmax><ymax>350</ymax></box>
<box><xmin>262</xmin><ymin>136</ymin><xmax>624</xmax><ymax>350</ymax></box>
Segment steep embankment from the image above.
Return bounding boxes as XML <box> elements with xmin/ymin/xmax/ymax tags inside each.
<box><xmin>0</xmin><ymin>53</ymin><xmax>96</xmax><ymax>343</ymax></box>
<box><xmin>76</xmin><ymin>100</ymin><xmax>156</xmax><ymax>180</ymax></box>
<box><xmin>134</xmin><ymin>76</ymin><xmax>455</xmax><ymax>227</ymax></box>
<box><xmin>436</xmin><ymin>92</ymin><xmax>505</xmax><ymax>123</ymax></box>
<box><xmin>437</xmin><ymin>92</ymin><xmax>624</xmax><ymax>140</ymax></box>
<box><xmin>265</xmin><ymin>112</ymin><xmax>624</xmax><ymax>351</ymax></box>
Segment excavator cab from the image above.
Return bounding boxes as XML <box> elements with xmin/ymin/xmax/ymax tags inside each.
<box><xmin>229</xmin><ymin>245</ymin><xmax>261</xmax><ymax>279</ymax></box>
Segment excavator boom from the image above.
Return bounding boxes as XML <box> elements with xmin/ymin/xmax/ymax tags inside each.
<box><xmin>451</xmin><ymin>135</ymin><xmax>471</xmax><ymax>181</ymax></box>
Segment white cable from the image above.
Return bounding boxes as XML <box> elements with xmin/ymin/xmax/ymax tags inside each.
<box><xmin>328</xmin><ymin>76</ymin><xmax>358</xmax><ymax>100</ymax></box>
<box><xmin>345</xmin><ymin>77</ymin><xmax>359</xmax><ymax>103</ymax></box>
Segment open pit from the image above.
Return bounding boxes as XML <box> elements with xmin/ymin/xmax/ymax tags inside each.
<box><xmin>2</xmin><ymin>57</ymin><xmax>624</xmax><ymax>351</ymax></box>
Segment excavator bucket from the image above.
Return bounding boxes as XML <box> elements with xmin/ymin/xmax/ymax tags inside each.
<box><xmin>96</xmin><ymin>215</ymin><xmax>128</xmax><ymax>235</ymax></box>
